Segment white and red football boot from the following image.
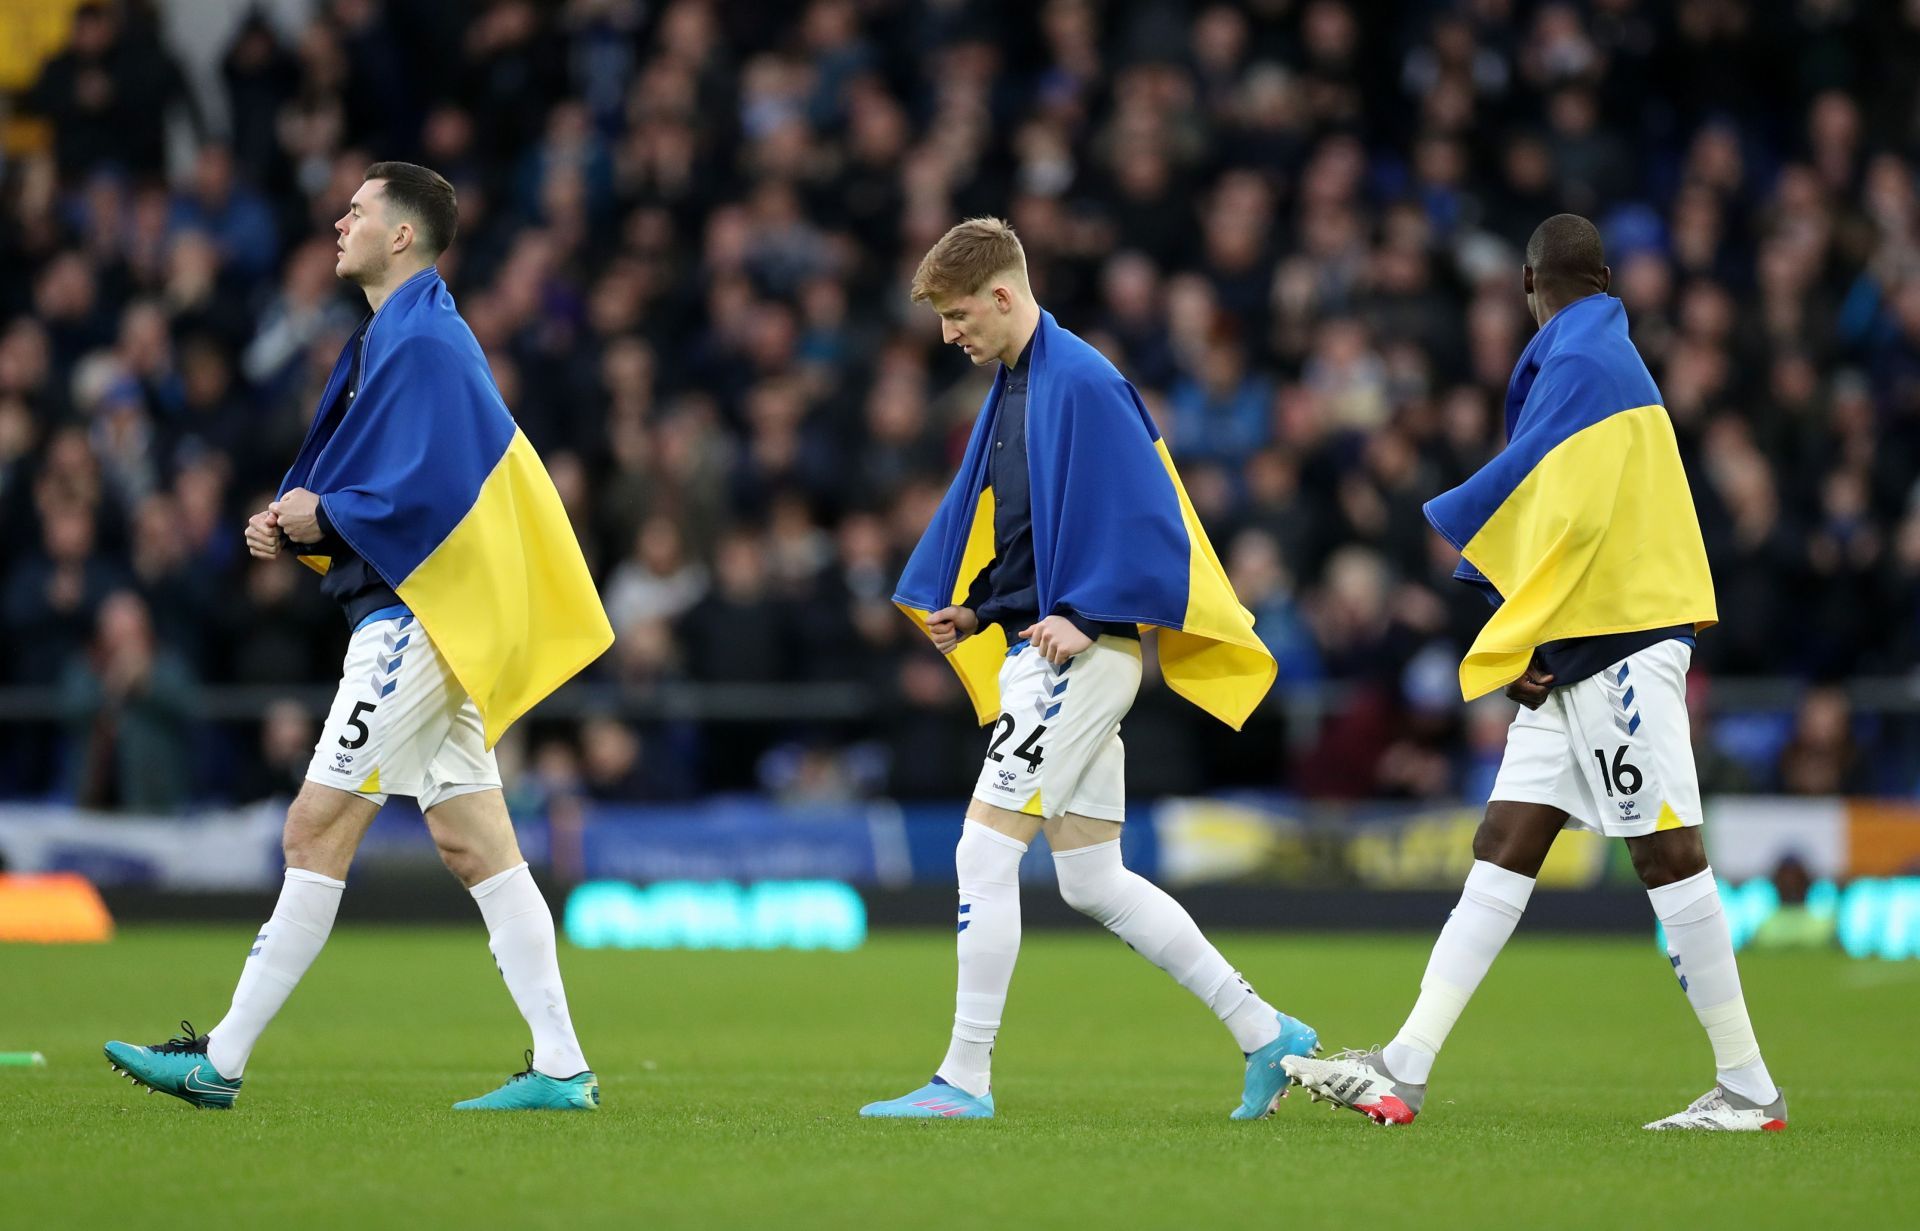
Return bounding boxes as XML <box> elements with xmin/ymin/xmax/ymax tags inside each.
<box><xmin>1643</xmin><ymin>1085</ymin><xmax>1788</xmax><ymax>1132</ymax></box>
<box><xmin>1281</xmin><ymin>1048</ymin><xmax>1423</xmax><ymax>1126</ymax></box>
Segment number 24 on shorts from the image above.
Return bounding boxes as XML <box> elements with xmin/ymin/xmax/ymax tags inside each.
<box><xmin>987</xmin><ymin>714</ymin><xmax>1047</xmax><ymax>772</ymax></box>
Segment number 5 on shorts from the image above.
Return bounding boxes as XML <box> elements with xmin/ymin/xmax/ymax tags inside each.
<box><xmin>339</xmin><ymin>700</ymin><xmax>377</xmax><ymax>749</ymax></box>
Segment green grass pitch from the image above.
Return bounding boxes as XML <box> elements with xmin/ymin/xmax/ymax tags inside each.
<box><xmin>2</xmin><ymin>925</ymin><xmax>1916</xmax><ymax>1229</ymax></box>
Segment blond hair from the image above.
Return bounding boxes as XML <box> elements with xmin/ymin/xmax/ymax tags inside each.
<box><xmin>909</xmin><ymin>217</ymin><xmax>1028</xmax><ymax>303</ymax></box>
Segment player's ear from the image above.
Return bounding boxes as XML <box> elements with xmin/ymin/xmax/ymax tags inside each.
<box><xmin>393</xmin><ymin>221</ymin><xmax>413</xmax><ymax>255</ymax></box>
<box><xmin>1522</xmin><ymin>264</ymin><xmax>1534</xmax><ymax>297</ymax></box>
<box><xmin>1598</xmin><ymin>264</ymin><xmax>1612</xmax><ymax>294</ymax></box>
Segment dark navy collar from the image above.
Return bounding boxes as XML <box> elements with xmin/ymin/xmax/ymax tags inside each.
<box><xmin>1004</xmin><ymin>333</ymin><xmax>1034</xmax><ymax>377</ymax></box>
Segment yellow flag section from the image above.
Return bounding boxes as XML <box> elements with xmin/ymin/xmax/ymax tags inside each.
<box><xmin>396</xmin><ymin>429</ymin><xmax>614</xmax><ymax>747</ymax></box>
<box><xmin>1455</xmin><ymin>403</ymin><xmax>1716</xmax><ymax>700</ymax></box>
<box><xmin>897</xmin><ymin>447</ymin><xmax>1276</xmax><ymax>732</ymax></box>
<box><xmin>1151</xmin><ymin>439</ymin><xmax>1276</xmax><ymax>731</ymax></box>
<box><xmin>896</xmin><ymin>487</ymin><xmax>1009</xmax><ymax>725</ymax></box>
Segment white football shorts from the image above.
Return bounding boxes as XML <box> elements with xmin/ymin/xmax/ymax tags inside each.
<box><xmin>970</xmin><ymin>634</ymin><xmax>1140</xmax><ymax>823</ymax></box>
<box><xmin>304</xmin><ymin>610</ymin><xmax>501</xmax><ymax>811</ymax></box>
<box><xmin>1489</xmin><ymin>636</ymin><xmax>1702</xmax><ymax>837</ymax></box>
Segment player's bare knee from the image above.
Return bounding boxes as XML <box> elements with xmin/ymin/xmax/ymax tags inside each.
<box><xmin>1472</xmin><ymin>802</ymin><xmax>1564</xmax><ymax>877</ymax></box>
<box><xmin>1469</xmin><ymin>823</ymin><xmax>1519</xmax><ymax>869</ymax></box>
<box><xmin>963</xmin><ymin>799</ymin><xmax>1042</xmax><ymax>846</ymax></box>
<box><xmin>1627</xmin><ymin>828</ymin><xmax>1707</xmax><ymax>888</ymax></box>
<box><xmin>428</xmin><ymin>814</ymin><xmax>499</xmax><ymax>883</ymax></box>
<box><xmin>422</xmin><ymin>790</ymin><xmax>522</xmax><ymax>887</ymax></box>
<box><xmin>281</xmin><ymin>792</ymin><xmax>362</xmax><ymax>874</ymax></box>
<box><xmin>430</xmin><ymin>831</ymin><xmax>487</xmax><ymax>885</ymax></box>
<box><xmin>280</xmin><ymin>817</ymin><xmax>324</xmax><ymax>869</ymax></box>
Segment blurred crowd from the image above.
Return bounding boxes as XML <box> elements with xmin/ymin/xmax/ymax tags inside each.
<box><xmin>3</xmin><ymin>0</ymin><xmax>1920</xmax><ymax>812</ymax></box>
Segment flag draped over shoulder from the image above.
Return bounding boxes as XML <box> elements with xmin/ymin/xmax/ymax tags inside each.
<box><xmin>281</xmin><ymin>268</ymin><xmax>612</xmax><ymax>748</ymax></box>
<box><xmin>1423</xmin><ymin>294</ymin><xmax>1716</xmax><ymax>701</ymax></box>
<box><xmin>895</xmin><ymin>311</ymin><xmax>1275</xmax><ymax>729</ymax></box>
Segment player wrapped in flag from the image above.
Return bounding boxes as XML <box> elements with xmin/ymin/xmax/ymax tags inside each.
<box><xmin>894</xmin><ymin>309</ymin><xmax>1275</xmax><ymax>729</ymax></box>
<box><xmin>279</xmin><ymin>269</ymin><xmax>613</xmax><ymax>747</ymax></box>
<box><xmin>1422</xmin><ymin>293</ymin><xmax>1717</xmax><ymax>701</ymax></box>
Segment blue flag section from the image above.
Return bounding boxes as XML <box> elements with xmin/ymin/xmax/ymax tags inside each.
<box><xmin>894</xmin><ymin>311</ymin><xmax>1275</xmax><ymax>729</ymax></box>
<box><xmin>1422</xmin><ymin>294</ymin><xmax>1717</xmax><ymax>700</ymax></box>
<box><xmin>281</xmin><ymin>268</ymin><xmax>613</xmax><ymax>746</ymax></box>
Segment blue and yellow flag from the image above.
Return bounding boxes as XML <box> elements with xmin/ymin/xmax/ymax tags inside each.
<box><xmin>895</xmin><ymin>311</ymin><xmax>1275</xmax><ymax>729</ymax></box>
<box><xmin>281</xmin><ymin>269</ymin><xmax>613</xmax><ymax>747</ymax></box>
<box><xmin>1424</xmin><ymin>294</ymin><xmax>1716</xmax><ymax>700</ymax></box>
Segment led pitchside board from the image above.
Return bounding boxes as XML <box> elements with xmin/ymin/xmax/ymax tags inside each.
<box><xmin>564</xmin><ymin>880</ymin><xmax>867</xmax><ymax>951</ymax></box>
<box><xmin>1657</xmin><ymin>877</ymin><xmax>1920</xmax><ymax>960</ymax></box>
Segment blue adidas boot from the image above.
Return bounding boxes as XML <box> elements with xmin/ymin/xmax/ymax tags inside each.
<box><xmin>859</xmin><ymin>1076</ymin><xmax>995</xmax><ymax>1119</ymax></box>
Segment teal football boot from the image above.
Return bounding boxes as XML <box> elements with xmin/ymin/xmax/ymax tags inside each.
<box><xmin>859</xmin><ymin>1076</ymin><xmax>995</xmax><ymax>1119</ymax></box>
<box><xmin>103</xmin><ymin>1020</ymin><xmax>243</xmax><ymax>1110</ymax></box>
<box><xmin>453</xmin><ymin>1051</ymin><xmax>600</xmax><ymax>1110</ymax></box>
<box><xmin>1231</xmin><ymin>1012</ymin><xmax>1320</xmax><ymax>1120</ymax></box>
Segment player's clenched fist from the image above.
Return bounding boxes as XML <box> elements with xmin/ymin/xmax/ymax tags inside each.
<box><xmin>925</xmin><ymin>605</ymin><xmax>979</xmax><ymax>654</ymax></box>
<box><xmin>270</xmin><ymin>487</ymin><xmax>324</xmax><ymax>544</ymax></box>
<box><xmin>244</xmin><ymin>509</ymin><xmax>282</xmax><ymax>560</ymax></box>
<box><xmin>1504</xmin><ymin>653</ymin><xmax>1555</xmax><ymax>710</ymax></box>
<box><xmin>1019</xmin><ymin>614</ymin><xmax>1091</xmax><ymax>666</ymax></box>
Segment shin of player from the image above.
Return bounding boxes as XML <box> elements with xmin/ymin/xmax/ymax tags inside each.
<box><xmin>864</xmin><ymin>218</ymin><xmax>1311</xmax><ymax>1121</ymax></box>
<box><xmin>204</xmin><ymin>785</ymin><xmax>589</xmax><ymax>1087</ymax></box>
<box><xmin>1284</xmin><ymin>215</ymin><xmax>1781</xmax><ymax>1132</ymax></box>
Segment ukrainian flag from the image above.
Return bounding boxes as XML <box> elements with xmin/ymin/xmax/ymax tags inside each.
<box><xmin>896</xmin><ymin>312</ymin><xmax>1274</xmax><ymax>729</ymax></box>
<box><xmin>283</xmin><ymin>270</ymin><xmax>612</xmax><ymax>747</ymax></box>
<box><xmin>1424</xmin><ymin>294</ymin><xmax>1716</xmax><ymax>700</ymax></box>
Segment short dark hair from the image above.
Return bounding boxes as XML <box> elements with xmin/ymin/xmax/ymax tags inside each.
<box><xmin>363</xmin><ymin>161</ymin><xmax>458</xmax><ymax>257</ymax></box>
<box><xmin>1524</xmin><ymin>213</ymin><xmax>1606</xmax><ymax>295</ymax></box>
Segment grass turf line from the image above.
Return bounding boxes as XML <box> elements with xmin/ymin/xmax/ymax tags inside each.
<box><xmin>1</xmin><ymin>926</ymin><xmax>1916</xmax><ymax>1229</ymax></box>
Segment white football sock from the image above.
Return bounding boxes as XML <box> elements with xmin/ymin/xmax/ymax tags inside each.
<box><xmin>471</xmin><ymin>862</ymin><xmax>589</xmax><ymax>1078</ymax></box>
<box><xmin>1053</xmin><ymin>839</ymin><xmax>1281</xmax><ymax>1054</ymax></box>
<box><xmin>1384</xmin><ymin>859</ymin><xmax>1535</xmax><ymax>1085</ymax></box>
<box><xmin>207</xmin><ymin>867</ymin><xmax>345</xmax><ymax>1079</ymax></box>
<box><xmin>936</xmin><ymin>821</ymin><xmax>1026</xmax><ymax>1098</ymax></box>
<box><xmin>1649</xmin><ymin>867</ymin><xmax>1778</xmax><ymax>1105</ymax></box>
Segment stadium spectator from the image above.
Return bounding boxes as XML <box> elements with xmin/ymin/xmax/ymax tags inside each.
<box><xmin>24</xmin><ymin>1</ymin><xmax>197</xmax><ymax>182</ymax></box>
<box><xmin>1777</xmin><ymin>687</ymin><xmax>1863</xmax><ymax>796</ymax></box>
<box><xmin>230</xmin><ymin>699</ymin><xmax>320</xmax><ymax>805</ymax></box>
<box><xmin>58</xmin><ymin>589</ymin><xmax>198</xmax><ymax>812</ymax></box>
<box><xmin>4</xmin><ymin>0</ymin><xmax>1920</xmax><ymax>804</ymax></box>
<box><xmin>5</xmin><ymin>486</ymin><xmax>126</xmax><ymax>685</ymax></box>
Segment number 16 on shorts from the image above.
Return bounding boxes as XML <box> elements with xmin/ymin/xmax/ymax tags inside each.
<box><xmin>1591</xmin><ymin>743</ymin><xmax>1642</xmax><ymax>797</ymax></box>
